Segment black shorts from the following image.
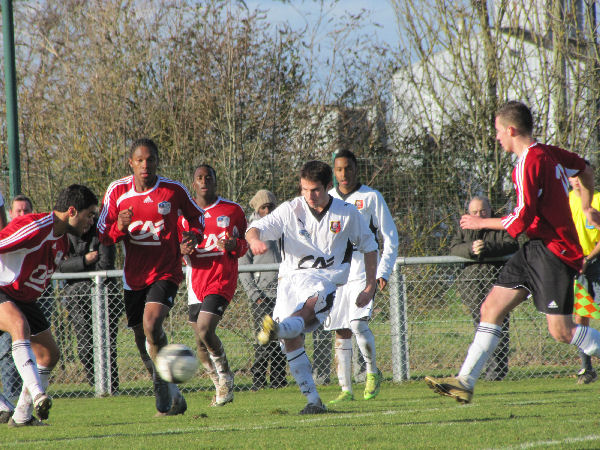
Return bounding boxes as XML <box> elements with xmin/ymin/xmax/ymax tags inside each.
<box><xmin>188</xmin><ymin>294</ymin><xmax>229</xmax><ymax>322</ymax></box>
<box><xmin>0</xmin><ymin>291</ymin><xmax>50</xmax><ymax>336</ymax></box>
<box><xmin>495</xmin><ymin>240</ymin><xmax>576</xmax><ymax>315</ymax></box>
<box><xmin>124</xmin><ymin>280</ymin><xmax>178</xmax><ymax>328</ymax></box>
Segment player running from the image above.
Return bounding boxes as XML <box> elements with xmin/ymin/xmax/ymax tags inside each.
<box><xmin>178</xmin><ymin>164</ymin><xmax>247</xmax><ymax>406</ymax></box>
<box><xmin>247</xmin><ymin>160</ymin><xmax>378</xmax><ymax>414</ymax></box>
<box><xmin>0</xmin><ymin>184</ymin><xmax>97</xmax><ymax>426</ymax></box>
<box><xmin>425</xmin><ymin>101</ymin><xmax>600</xmax><ymax>403</ymax></box>
<box><xmin>326</xmin><ymin>150</ymin><xmax>398</xmax><ymax>403</ymax></box>
<box><xmin>98</xmin><ymin>138</ymin><xmax>204</xmax><ymax>417</ymax></box>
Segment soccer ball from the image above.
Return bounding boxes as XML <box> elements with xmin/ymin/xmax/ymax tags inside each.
<box><xmin>156</xmin><ymin>344</ymin><xmax>198</xmax><ymax>384</ymax></box>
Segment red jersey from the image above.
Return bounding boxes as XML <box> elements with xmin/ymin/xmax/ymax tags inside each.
<box><xmin>0</xmin><ymin>213</ymin><xmax>68</xmax><ymax>303</ymax></box>
<box><xmin>501</xmin><ymin>142</ymin><xmax>586</xmax><ymax>269</ymax></box>
<box><xmin>179</xmin><ymin>197</ymin><xmax>248</xmax><ymax>303</ymax></box>
<box><xmin>98</xmin><ymin>175</ymin><xmax>205</xmax><ymax>290</ymax></box>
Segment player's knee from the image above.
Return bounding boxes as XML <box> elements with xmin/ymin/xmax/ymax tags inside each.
<box><xmin>350</xmin><ymin>319</ymin><xmax>370</xmax><ymax>336</ymax></box>
<box><xmin>547</xmin><ymin>325</ymin><xmax>573</xmax><ymax>343</ymax></box>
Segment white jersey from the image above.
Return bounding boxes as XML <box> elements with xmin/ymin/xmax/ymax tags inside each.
<box><xmin>330</xmin><ymin>184</ymin><xmax>399</xmax><ymax>282</ymax></box>
<box><xmin>251</xmin><ymin>195</ymin><xmax>378</xmax><ymax>287</ymax></box>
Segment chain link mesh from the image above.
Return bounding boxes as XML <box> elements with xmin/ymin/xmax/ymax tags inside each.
<box><xmin>1</xmin><ymin>259</ymin><xmax>587</xmax><ymax>399</ymax></box>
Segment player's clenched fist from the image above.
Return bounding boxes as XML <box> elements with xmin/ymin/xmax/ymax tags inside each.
<box><xmin>117</xmin><ymin>207</ymin><xmax>133</xmax><ymax>232</ymax></box>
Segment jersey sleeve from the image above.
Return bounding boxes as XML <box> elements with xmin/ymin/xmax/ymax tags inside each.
<box><xmin>250</xmin><ymin>203</ymin><xmax>286</xmax><ymax>241</ymax></box>
<box><xmin>97</xmin><ymin>186</ymin><xmax>127</xmax><ymax>245</ymax></box>
<box><xmin>178</xmin><ymin>185</ymin><xmax>205</xmax><ymax>238</ymax></box>
<box><xmin>0</xmin><ymin>217</ymin><xmax>42</xmax><ymax>253</ymax></box>
<box><xmin>501</xmin><ymin>155</ymin><xmax>541</xmax><ymax>237</ymax></box>
<box><xmin>373</xmin><ymin>191</ymin><xmax>399</xmax><ymax>281</ymax></box>
<box><xmin>228</xmin><ymin>206</ymin><xmax>248</xmax><ymax>258</ymax></box>
<box><xmin>350</xmin><ymin>206</ymin><xmax>378</xmax><ymax>254</ymax></box>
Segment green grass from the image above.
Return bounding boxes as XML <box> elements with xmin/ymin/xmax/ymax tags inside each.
<box><xmin>5</xmin><ymin>377</ymin><xmax>600</xmax><ymax>449</ymax></box>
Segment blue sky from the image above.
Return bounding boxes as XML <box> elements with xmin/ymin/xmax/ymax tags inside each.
<box><xmin>244</xmin><ymin>0</ymin><xmax>400</xmax><ymax>50</ymax></box>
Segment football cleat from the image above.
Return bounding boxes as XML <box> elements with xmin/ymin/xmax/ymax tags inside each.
<box><xmin>155</xmin><ymin>390</ymin><xmax>188</xmax><ymax>416</ymax></box>
<box><xmin>424</xmin><ymin>376</ymin><xmax>473</xmax><ymax>404</ymax></box>
<box><xmin>213</xmin><ymin>372</ymin><xmax>234</xmax><ymax>407</ymax></box>
<box><xmin>364</xmin><ymin>369</ymin><xmax>383</xmax><ymax>400</ymax></box>
<box><xmin>577</xmin><ymin>368</ymin><xmax>598</xmax><ymax>385</ymax></box>
<box><xmin>329</xmin><ymin>391</ymin><xmax>354</xmax><ymax>404</ymax></box>
<box><xmin>33</xmin><ymin>393</ymin><xmax>52</xmax><ymax>420</ymax></box>
<box><xmin>8</xmin><ymin>417</ymin><xmax>48</xmax><ymax>427</ymax></box>
<box><xmin>299</xmin><ymin>400</ymin><xmax>327</xmax><ymax>415</ymax></box>
<box><xmin>257</xmin><ymin>315</ymin><xmax>279</xmax><ymax>345</ymax></box>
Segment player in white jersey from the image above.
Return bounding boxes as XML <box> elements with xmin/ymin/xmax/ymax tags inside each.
<box><xmin>325</xmin><ymin>150</ymin><xmax>398</xmax><ymax>404</ymax></box>
<box><xmin>246</xmin><ymin>161</ymin><xmax>378</xmax><ymax>414</ymax></box>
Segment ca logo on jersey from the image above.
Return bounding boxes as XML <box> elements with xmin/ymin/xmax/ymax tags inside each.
<box><xmin>24</xmin><ymin>264</ymin><xmax>56</xmax><ymax>293</ymax></box>
<box><xmin>330</xmin><ymin>221</ymin><xmax>341</xmax><ymax>233</ymax></box>
<box><xmin>129</xmin><ymin>220</ymin><xmax>164</xmax><ymax>246</ymax></box>
<box><xmin>298</xmin><ymin>255</ymin><xmax>335</xmax><ymax>269</ymax></box>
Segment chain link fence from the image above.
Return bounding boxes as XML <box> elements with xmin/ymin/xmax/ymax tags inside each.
<box><xmin>1</xmin><ymin>257</ymin><xmax>589</xmax><ymax>399</ymax></box>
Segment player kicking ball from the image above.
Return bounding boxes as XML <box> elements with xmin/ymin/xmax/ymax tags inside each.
<box><xmin>425</xmin><ymin>101</ymin><xmax>600</xmax><ymax>404</ymax></box>
<box><xmin>246</xmin><ymin>160</ymin><xmax>378</xmax><ymax>414</ymax></box>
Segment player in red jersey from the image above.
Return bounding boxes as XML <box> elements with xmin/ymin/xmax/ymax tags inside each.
<box><xmin>0</xmin><ymin>184</ymin><xmax>97</xmax><ymax>426</ymax></box>
<box><xmin>179</xmin><ymin>165</ymin><xmax>248</xmax><ymax>406</ymax></box>
<box><xmin>98</xmin><ymin>139</ymin><xmax>205</xmax><ymax>416</ymax></box>
<box><xmin>425</xmin><ymin>101</ymin><xmax>600</xmax><ymax>404</ymax></box>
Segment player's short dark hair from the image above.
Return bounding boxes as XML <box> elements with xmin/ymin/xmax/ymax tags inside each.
<box><xmin>300</xmin><ymin>160</ymin><xmax>332</xmax><ymax>188</ymax></box>
<box><xmin>11</xmin><ymin>194</ymin><xmax>33</xmax><ymax>211</ymax></box>
<box><xmin>333</xmin><ymin>149</ymin><xmax>357</xmax><ymax>167</ymax></box>
<box><xmin>53</xmin><ymin>184</ymin><xmax>98</xmax><ymax>212</ymax></box>
<box><xmin>194</xmin><ymin>164</ymin><xmax>217</xmax><ymax>184</ymax></box>
<box><xmin>130</xmin><ymin>138</ymin><xmax>159</xmax><ymax>159</ymax></box>
<box><xmin>496</xmin><ymin>101</ymin><xmax>533</xmax><ymax>135</ymax></box>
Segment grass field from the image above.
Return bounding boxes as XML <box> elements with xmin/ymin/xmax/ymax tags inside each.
<box><xmin>5</xmin><ymin>376</ymin><xmax>600</xmax><ymax>449</ymax></box>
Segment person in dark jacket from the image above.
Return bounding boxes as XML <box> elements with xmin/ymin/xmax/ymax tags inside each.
<box><xmin>59</xmin><ymin>218</ymin><xmax>120</xmax><ymax>392</ymax></box>
<box><xmin>449</xmin><ymin>196</ymin><xmax>518</xmax><ymax>380</ymax></box>
<box><xmin>238</xmin><ymin>190</ymin><xmax>287</xmax><ymax>390</ymax></box>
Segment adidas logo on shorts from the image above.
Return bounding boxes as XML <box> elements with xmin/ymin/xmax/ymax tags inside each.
<box><xmin>547</xmin><ymin>300</ymin><xmax>558</xmax><ymax>309</ymax></box>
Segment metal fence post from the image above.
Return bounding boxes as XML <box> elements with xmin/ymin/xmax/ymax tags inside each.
<box><xmin>389</xmin><ymin>260</ymin><xmax>410</xmax><ymax>381</ymax></box>
<box><xmin>92</xmin><ymin>274</ymin><xmax>110</xmax><ymax>396</ymax></box>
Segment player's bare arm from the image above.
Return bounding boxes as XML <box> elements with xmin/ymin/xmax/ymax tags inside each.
<box><xmin>577</xmin><ymin>165</ymin><xmax>600</xmax><ymax>229</ymax></box>
<box><xmin>245</xmin><ymin>227</ymin><xmax>267</xmax><ymax>255</ymax></box>
<box><xmin>460</xmin><ymin>215</ymin><xmax>504</xmax><ymax>231</ymax></box>
<box><xmin>117</xmin><ymin>206</ymin><xmax>133</xmax><ymax>232</ymax></box>
<box><xmin>356</xmin><ymin>250</ymin><xmax>377</xmax><ymax>307</ymax></box>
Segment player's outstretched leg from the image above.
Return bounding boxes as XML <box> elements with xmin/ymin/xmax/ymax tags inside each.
<box><xmin>350</xmin><ymin>319</ymin><xmax>381</xmax><ymax>400</ymax></box>
<box><xmin>424</xmin><ymin>376</ymin><xmax>473</xmax><ymax>404</ymax></box>
<box><xmin>329</xmin><ymin>337</ymin><xmax>354</xmax><ymax>404</ymax></box>
<box><xmin>209</xmin><ymin>343</ymin><xmax>234</xmax><ymax>407</ymax></box>
<box><xmin>257</xmin><ymin>315</ymin><xmax>280</xmax><ymax>345</ymax></box>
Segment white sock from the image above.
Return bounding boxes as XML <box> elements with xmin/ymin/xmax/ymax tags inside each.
<box><xmin>209</xmin><ymin>345</ymin><xmax>230</xmax><ymax>379</ymax></box>
<box><xmin>571</xmin><ymin>325</ymin><xmax>600</xmax><ymax>357</ymax></box>
<box><xmin>458</xmin><ymin>323</ymin><xmax>502</xmax><ymax>390</ymax></box>
<box><xmin>11</xmin><ymin>340</ymin><xmax>43</xmax><ymax>399</ymax></box>
<box><xmin>335</xmin><ymin>338</ymin><xmax>353</xmax><ymax>393</ymax></box>
<box><xmin>278</xmin><ymin>317</ymin><xmax>305</xmax><ymax>339</ymax></box>
<box><xmin>38</xmin><ymin>365</ymin><xmax>51</xmax><ymax>392</ymax></box>
<box><xmin>286</xmin><ymin>347</ymin><xmax>320</xmax><ymax>405</ymax></box>
<box><xmin>351</xmin><ymin>320</ymin><xmax>377</xmax><ymax>373</ymax></box>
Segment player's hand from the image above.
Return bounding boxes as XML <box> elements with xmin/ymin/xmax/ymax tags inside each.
<box><xmin>180</xmin><ymin>231</ymin><xmax>197</xmax><ymax>255</ymax></box>
<box><xmin>355</xmin><ymin>288</ymin><xmax>374</xmax><ymax>308</ymax></box>
<box><xmin>472</xmin><ymin>239</ymin><xmax>484</xmax><ymax>255</ymax></box>
<box><xmin>84</xmin><ymin>251</ymin><xmax>99</xmax><ymax>265</ymax></box>
<box><xmin>217</xmin><ymin>231</ymin><xmax>237</xmax><ymax>252</ymax></box>
<box><xmin>249</xmin><ymin>239</ymin><xmax>268</xmax><ymax>255</ymax></box>
<box><xmin>377</xmin><ymin>277</ymin><xmax>387</xmax><ymax>290</ymax></box>
<box><xmin>580</xmin><ymin>258</ymin><xmax>589</xmax><ymax>274</ymax></box>
<box><xmin>584</xmin><ymin>207</ymin><xmax>600</xmax><ymax>230</ymax></box>
<box><xmin>117</xmin><ymin>207</ymin><xmax>133</xmax><ymax>232</ymax></box>
<box><xmin>460</xmin><ymin>214</ymin><xmax>483</xmax><ymax>230</ymax></box>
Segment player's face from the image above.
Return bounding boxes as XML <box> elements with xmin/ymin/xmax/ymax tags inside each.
<box><xmin>68</xmin><ymin>205</ymin><xmax>97</xmax><ymax>237</ymax></box>
<box><xmin>192</xmin><ymin>166</ymin><xmax>217</xmax><ymax>200</ymax></box>
<box><xmin>10</xmin><ymin>200</ymin><xmax>32</xmax><ymax>219</ymax></box>
<box><xmin>569</xmin><ymin>176</ymin><xmax>580</xmax><ymax>192</ymax></box>
<box><xmin>495</xmin><ymin>117</ymin><xmax>513</xmax><ymax>153</ymax></box>
<box><xmin>468</xmin><ymin>199</ymin><xmax>490</xmax><ymax>218</ymax></box>
<box><xmin>258</xmin><ymin>202</ymin><xmax>275</xmax><ymax>218</ymax></box>
<box><xmin>129</xmin><ymin>145</ymin><xmax>158</xmax><ymax>189</ymax></box>
<box><xmin>300</xmin><ymin>178</ymin><xmax>331</xmax><ymax>212</ymax></box>
<box><xmin>334</xmin><ymin>157</ymin><xmax>358</xmax><ymax>193</ymax></box>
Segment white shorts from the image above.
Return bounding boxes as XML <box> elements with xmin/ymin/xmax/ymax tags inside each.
<box><xmin>273</xmin><ymin>272</ymin><xmax>337</xmax><ymax>334</ymax></box>
<box><xmin>324</xmin><ymin>278</ymin><xmax>373</xmax><ymax>331</ymax></box>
